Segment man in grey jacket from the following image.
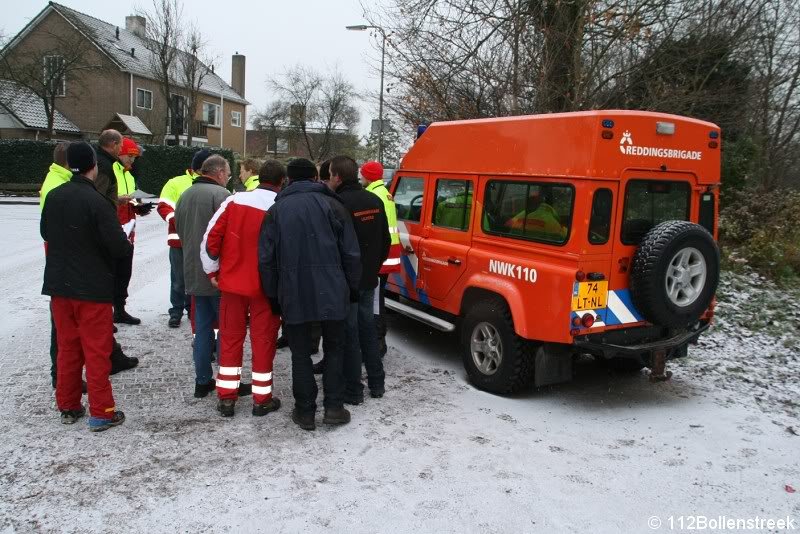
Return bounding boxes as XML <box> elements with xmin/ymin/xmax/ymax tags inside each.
<box><xmin>175</xmin><ymin>155</ymin><xmax>250</xmax><ymax>398</ymax></box>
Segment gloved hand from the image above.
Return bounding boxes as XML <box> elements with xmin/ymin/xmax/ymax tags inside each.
<box><xmin>269</xmin><ymin>298</ymin><xmax>282</xmax><ymax>316</ymax></box>
<box><xmin>349</xmin><ymin>289</ymin><xmax>359</xmax><ymax>303</ymax></box>
<box><xmin>134</xmin><ymin>202</ymin><xmax>154</xmax><ymax>216</ymax></box>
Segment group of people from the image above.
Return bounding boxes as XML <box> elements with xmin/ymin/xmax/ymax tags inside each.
<box><xmin>40</xmin><ymin>130</ymin><xmax>402</xmax><ymax>432</ymax></box>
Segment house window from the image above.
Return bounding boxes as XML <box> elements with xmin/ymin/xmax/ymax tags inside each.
<box><xmin>231</xmin><ymin>110</ymin><xmax>242</xmax><ymax>127</ymax></box>
<box><xmin>203</xmin><ymin>102</ymin><xmax>220</xmax><ymax>127</ymax></box>
<box><xmin>136</xmin><ymin>88</ymin><xmax>153</xmax><ymax>109</ymax></box>
<box><xmin>43</xmin><ymin>56</ymin><xmax>65</xmax><ymax>96</ymax></box>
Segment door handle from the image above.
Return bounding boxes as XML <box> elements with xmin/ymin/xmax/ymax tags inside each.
<box><xmin>404</xmin><ymin>245</ymin><xmax>415</xmax><ymax>255</ymax></box>
<box><xmin>447</xmin><ymin>257</ymin><xmax>462</xmax><ymax>266</ymax></box>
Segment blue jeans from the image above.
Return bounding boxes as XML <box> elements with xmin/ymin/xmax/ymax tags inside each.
<box><xmin>344</xmin><ymin>288</ymin><xmax>385</xmax><ymax>398</ymax></box>
<box><xmin>169</xmin><ymin>248</ymin><xmax>190</xmax><ymax>319</ymax></box>
<box><xmin>193</xmin><ymin>295</ymin><xmax>220</xmax><ymax>385</ymax></box>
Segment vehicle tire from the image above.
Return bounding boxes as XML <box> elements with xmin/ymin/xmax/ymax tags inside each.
<box><xmin>460</xmin><ymin>297</ymin><xmax>534</xmax><ymax>394</ymax></box>
<box><xmin>630</xmin><ymin>221</ymin><xmax>719</xmax><ymax>328</ymax></box>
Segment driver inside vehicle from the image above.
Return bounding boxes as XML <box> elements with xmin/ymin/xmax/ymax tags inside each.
<box><xmin>505</xmin><ymin>191</ymin><xmax>567</xmax><ymax>241</ymax></box>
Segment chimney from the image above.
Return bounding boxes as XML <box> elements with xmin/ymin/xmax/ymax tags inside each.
<box><xmin>125</xmin><ymin>15</ymin><xmax>146</xmax><ymax>38</ymax></box>
<box><xmin>231</xmin><ymin>53</ymin><xmax>245</xmax><ymax>98</ymax></box>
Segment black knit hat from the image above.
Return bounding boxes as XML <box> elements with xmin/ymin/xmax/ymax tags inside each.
<box><xmin>66</xmin><ymin>142</ymin><xmax>97</xmax><ymax>174</ymax></box>
<box><xmin>191</xmin><ymin>148</ymin><xmax>212</xmax><ymax>171</ymax></box>
<box><xmin>287</xmin><ymin>158</ymin><xmax>318</xmax><ymax>181</ymax></box>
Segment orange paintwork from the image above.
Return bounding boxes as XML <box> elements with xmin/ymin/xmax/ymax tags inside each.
<box><xmin>388</xmin><ymin>110</ymin><xmax>721</xmax><ymax>344</ymax></box>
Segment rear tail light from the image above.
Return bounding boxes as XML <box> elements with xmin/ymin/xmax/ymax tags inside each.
<box><xmin>575</xmin><ymin>270</ymin><xmax>586</xmax><ymax>281</ymax></box>
<box><xmin>572</xmin><ymin>316</ymin><xmax>581</xmax><ymax>327</ymax></box>
<box><xmin>581</xmin><ymin>314</ymin><xmax>595</xmax><ymax>328</ymax></box>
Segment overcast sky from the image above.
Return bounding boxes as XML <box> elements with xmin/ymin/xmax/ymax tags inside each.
<box><xmin>2</xmin><ymin>0</ymin><xmax>385</xmax><ymax>136</ymax></box>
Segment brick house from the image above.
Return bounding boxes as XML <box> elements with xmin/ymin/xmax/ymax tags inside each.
<box><xmin>0</xmin><ymin>2</ymin><xmax>248</xmax><ymax>153</ymax></box>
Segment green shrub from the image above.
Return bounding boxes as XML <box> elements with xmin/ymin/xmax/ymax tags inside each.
<box><xmin>0</xmin><ymin>139</ymin><xmax>234</xmax><ymax>195</ymax></box>
<box><xmin>720</xmin><ymin>188</ymin><xmax>800</xmax><ymax>281</ymax></box>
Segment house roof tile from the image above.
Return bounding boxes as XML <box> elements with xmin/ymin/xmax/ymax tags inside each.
<box><xmin>50</xmin><ymin>2</ymin><xmax>248</xmax><ymax>105</ymax></box>
<box><xmin>0</xmin><ymin>79</ymin><xmax>80</xmax><ymax>133</ymax></box>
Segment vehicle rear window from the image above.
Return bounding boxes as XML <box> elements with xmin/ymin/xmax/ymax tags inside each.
<box><xmin>394</xmin><ymin>177</ymin><xmax>425</xmax><ymax>223</ymax></box>
<box><xmin>482</xmin><ymin>180</ymin><xmax>573</xmax><ymax>245</ymax></box>
<box><xmin>433</xmin><ymin>179</ymin><xmax>472</xmax><ymax>231</ymax></box>
<box><xmin>588</xmin><ymin>188</ymin><xmax>613</xmax><ymax>245</ymax></box>
<box><xmin>622</xmin><ymin>180</ymin><xmax>690</xmax><ymax>244</ymax></box>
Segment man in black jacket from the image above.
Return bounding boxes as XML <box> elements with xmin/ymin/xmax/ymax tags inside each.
<box><xmin>41</xmin><ymin>142</ymin><xmax>130</xmax><ymax>432</ymax></box>
<box><xmin>328</xmin><ymin>156</ymin><xmax>390</xmax><ymax>401</ymax></box>
<box><xmin>258</xmin><ymin>158</ymin><xmax>362</xmax><ymax>431</ymax></box>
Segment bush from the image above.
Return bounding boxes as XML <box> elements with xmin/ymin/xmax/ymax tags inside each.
<box><xmin>720</xmin><ymin>188</ymin><xmax>800</xmax><ymax>281</ymax></box>
<box><xmin>0</xmin><ymin>139</ymin><xmax>235</xmax><ymax>195</ymax></box>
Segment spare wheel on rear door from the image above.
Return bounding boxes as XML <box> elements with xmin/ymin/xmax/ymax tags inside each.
<box><xmin>630</xmin><ymin>221</ymin><xmax>720</xmax><ymax>328</ymax></box>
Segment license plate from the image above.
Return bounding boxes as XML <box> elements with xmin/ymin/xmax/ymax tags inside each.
<box><xmin>571</xmin><ymin>281</ymin><xmax>608</xmax><ymax>311</ymax></box>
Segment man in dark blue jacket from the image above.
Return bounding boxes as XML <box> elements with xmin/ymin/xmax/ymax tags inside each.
<box><xmin>258</xmin><ymin>158</ymin><xmax>361</xmax><ymax>431</ymax></box>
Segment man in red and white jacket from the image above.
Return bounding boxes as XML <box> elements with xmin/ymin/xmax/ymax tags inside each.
<box><xmin>200</xmin><ymin>160</ymin><xmax>285</xmax><ymax>417</ymax></box>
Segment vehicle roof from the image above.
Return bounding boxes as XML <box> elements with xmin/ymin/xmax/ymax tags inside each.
<box><xmin>399</xmin><ymin>110</ymin><xmax>721</xmax><ymax>184</ymax></box>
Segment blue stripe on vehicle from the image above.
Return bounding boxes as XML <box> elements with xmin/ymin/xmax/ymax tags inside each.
<box><xmin>604</xmin><ymin>306</ymin><xmax>621</xmax><ymax>325</ymax></box>
<box><xmin>612</xmin><ymin>289</ymin><xmax>644</xmax><ymax>322</ymax></box>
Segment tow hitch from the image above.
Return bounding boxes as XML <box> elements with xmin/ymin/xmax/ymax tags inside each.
<box><xmin>649</xmin><ymin>349</ymin><xmax>672</xmax><ymax>382</ymax></box>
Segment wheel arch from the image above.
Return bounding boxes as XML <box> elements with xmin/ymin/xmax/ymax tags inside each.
<box><xmin>458</xmin><ymin>275</ymin><xmax>529</xmax><ymax>338</ymax></box>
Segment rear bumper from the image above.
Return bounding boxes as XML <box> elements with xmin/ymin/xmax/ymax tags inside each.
<box><xmin>573</xmin><ymin>320</ymin><xmax>710</xmax><ymax>358</ymax></box>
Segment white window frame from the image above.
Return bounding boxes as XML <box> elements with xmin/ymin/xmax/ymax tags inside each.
<box><xmin>136</xmin><ymin>88</ymin><xmax>153</xmax><ymax>110</ymax></box>
<box><xmin>202</xmin><ymin>101</ymin><xmax>220</xmax><ymax>127</ymax></box>
<box><xmin>231</xmin><ymin>110</ymin><xmax>242</xmax><ymax>127</ymax></box>
<box><xmin>43</xmin><ymin>55</ymin><xmax>66</xmax><ymax>97</ymax></box>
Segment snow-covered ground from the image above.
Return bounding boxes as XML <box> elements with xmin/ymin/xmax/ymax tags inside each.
<box><xmin>0</xmin><ymin>202</ymin><xmax>798</xmax><ymax>533</ymax></box>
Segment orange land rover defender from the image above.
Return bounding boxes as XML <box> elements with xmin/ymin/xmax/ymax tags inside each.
<box><xmin>385</xmin><ymin>110</ymin><xmax>721</xmax><ymax>393</ymax></box>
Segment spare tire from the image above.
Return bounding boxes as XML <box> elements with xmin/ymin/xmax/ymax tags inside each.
<box><xmin>630</xmin><ymin>221</ymin><xmax>719</xmax><ymax>327</ymax></box>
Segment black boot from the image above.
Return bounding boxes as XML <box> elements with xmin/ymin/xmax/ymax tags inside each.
<box><xmin>276</xmin><ymin>335</ymin><xmax>289</xmax><ymax>349</ymax></box>
<box><xmin>114</xmin><ymin>307</ymin><xmax>141</xmax><ymax>325</ymax></box>
<box><xmin>323</xmin><ymin>406</ymin><xmax>351</xmax><ymax>425</ymax></box>
<box><xmin>216</xmin><ymin>399</ymin><xmax>235</xmax><ymax>417</ymax></box>
<box><xmin>110</xmin><ymin>342</ymin><xmax>139</xmax><ymax>375</ymax></box>
<box><xmin>252</xmin><ymin>398</ymin><xmax>281</xmax><ymax>416</ymax></box>
<box><xmin>194</xmin><ymin>382</ymin><xmax>215</xmax><ymax>398</ymax></box>
<box><xmin>292</xmin><ymin>408</ymin><xmax>316</xmax><ymax>431</ymax></box>
<box><xmin>168</xmin><ymin>316</ymin><xmax>181</xmax><ymax>328</ymax></box>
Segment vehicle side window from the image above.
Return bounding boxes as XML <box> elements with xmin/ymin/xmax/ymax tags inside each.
<box><xmin>588</xmin><ymin>188</ymin><xmax>613</xmax><ymax>245</ymax></box>
<box><xmin>699</xmin><ymin>192</ymin><xmax>715</xmax><ymax>234</ymax></box>
<box><xmin>433</xmin><ymin>179</ymin><xmax>472</xmax><ymax>231</ymax></box>
<box><xmin>394</xmin><ymin>177</ymin><xmax>425</xmax><ymax>223</ymax></box>
<box><xmin>482</xmin><ymin>180</ymin><xmax>573</xmax><ymax>245</ymax></box>
<box><xmin>622</xmin><ymin>180</ymin><xmax>690</xmax><ymax>244</ymax></box>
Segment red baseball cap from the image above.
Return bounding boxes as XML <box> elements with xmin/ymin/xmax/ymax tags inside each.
<box><xmin>360</xmin><ymin>161</ymin><xmax>384</xmax><ymax>182</ymax></box>
<box><xmin>119</xmin><ymin>137</ymin><xmax>140</xmax><ymax>157</ymax></box>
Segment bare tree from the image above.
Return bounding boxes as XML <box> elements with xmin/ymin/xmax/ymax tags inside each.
<box><xmin>268</xmin><ymin>65</ymin><xmax>360</xmax><ymax>161</ymax></box>
<box><xmin>252</xmin><ymin>100</ymin><xmax>290</xmax><ymax>157</ymax></box>
<box><xmin>138</xmin><ymin>0</ymin><xmax>184</xmax><ymax>144</ymax></box>
<box><xmin>747</xmin><ymin>0</ymin><xmax>800</xmax><ymax>188</ymax></box>
<box><xmin>0</xmin><ymin>20</ymin><xmax>106</xmax><ymax>138</ymax></box>
<box><xmin>180</xmin><ymin>24</ymin><xmax>213</xmax><ymax>146</ymax></box>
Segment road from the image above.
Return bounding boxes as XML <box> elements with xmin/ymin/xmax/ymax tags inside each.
<box><xmin>0</xmin><ymin>202</ymin><xmax>797</xmax><ymax>533</ymax></box>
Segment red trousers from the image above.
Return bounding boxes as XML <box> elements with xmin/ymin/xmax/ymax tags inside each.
<box><xmin>216</xmin><ymin>291</ymin><xmax>280</xmax><ymax>404</ymax></box>
<box><xmin>51</xmin><ymin>297</ymin><xmax>116</xmax><ymax>419</ymax></box>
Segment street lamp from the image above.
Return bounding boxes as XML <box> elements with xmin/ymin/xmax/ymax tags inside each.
<box><xmin>347</xmin><ymin>23</ymin><xmax>387</xmax><ymax>166</ymax></box>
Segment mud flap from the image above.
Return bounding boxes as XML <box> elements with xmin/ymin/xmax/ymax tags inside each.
<box><xmin>534</xmin><ymin>344</ymin><xmax>573</xmax><ymax>387</ymax></box>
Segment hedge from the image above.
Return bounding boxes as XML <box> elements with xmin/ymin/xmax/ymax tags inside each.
<box><xmin>0</xmin><ymin>139</ymin><xmax>235</xmax><ymax>195</ymax></box>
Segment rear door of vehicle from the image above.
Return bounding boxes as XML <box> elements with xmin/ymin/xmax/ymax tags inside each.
<box><xmin>608</xmin><ymin>172</ymin><xmax>696</xmax><ymax>327</ymax></box>
<box><xmin>416</xmin><ymin>175</ymin><xmax>475</xmax><ymax>301</ymax></box>
<box><xmin>570</xmin><ymin>182</ymin><xmax>619</xmax><ymax>331</ymax></box>
<box><xmin>387</xmin><ymin>174</ymin><xmax>428</xmax><ymax>302</ymax></box>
